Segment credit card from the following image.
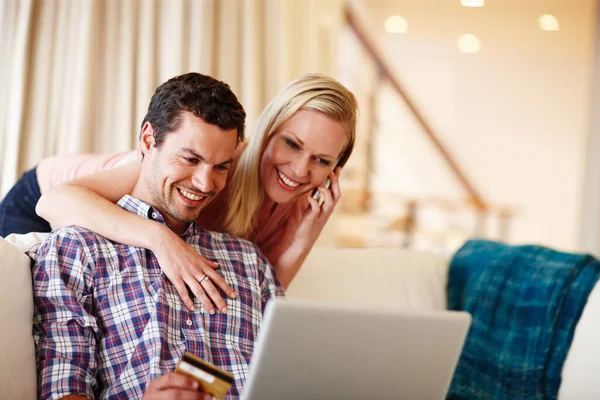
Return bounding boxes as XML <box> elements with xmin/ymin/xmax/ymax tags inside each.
<box><xmin>175</xmin><ymin>352</ymin><xmax>234</xmax><ymax>399</ymax></box>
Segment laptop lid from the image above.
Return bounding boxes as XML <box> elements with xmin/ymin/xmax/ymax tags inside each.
<box><xmin>241</xmin><ymin>299</ymin><xmax>471</xmax><ymax>400</ymax></box>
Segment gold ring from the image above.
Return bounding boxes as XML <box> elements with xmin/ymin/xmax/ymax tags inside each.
<box><xmin>199</xmin><ymin>275</ymin><xmax>209</xmax><ymax>284</ymax></box>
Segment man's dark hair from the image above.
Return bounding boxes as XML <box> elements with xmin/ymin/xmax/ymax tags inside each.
<box><xmin>141</xmin><ymin>72</ymin><xmax>246</xmax><ymax>146</ymax></box>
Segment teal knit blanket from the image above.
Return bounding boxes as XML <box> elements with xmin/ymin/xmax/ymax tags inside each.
<box><xmin>447</xmin><ymin>240</ymin><xmax>600</xmax><ymax>399</ymax></box>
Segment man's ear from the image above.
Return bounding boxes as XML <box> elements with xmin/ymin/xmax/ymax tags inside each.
<box><xmin>139</xmin><ymin>122</ymin><xmax>156</xmax><ymax>157</ymax></box>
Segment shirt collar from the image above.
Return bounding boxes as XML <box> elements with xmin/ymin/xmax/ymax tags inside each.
<box><xmin>117</xmin><ymin>195</ymin><xmax>197</xmax><ymax>237</ymax></box>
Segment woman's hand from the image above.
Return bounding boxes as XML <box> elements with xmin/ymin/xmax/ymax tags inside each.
<box><xmin>272</xmin><ymin>168</ymin><xmax>342</xmax><ymax>288</ymax></box>
<box><xmin>154</xmin><ymin>226</ymin><xmax>236</xmax><ymax>313</ymax></box>
<box><xmin>288</xmin><ymin>167</ymin><xmax>342</xmax><ymax>245</ymax></box>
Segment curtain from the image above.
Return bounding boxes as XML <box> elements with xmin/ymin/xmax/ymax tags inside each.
<box><xmin>0</xmin><ymin>0</ymin><xmax>345</xmax><ymax>197</ymax></box>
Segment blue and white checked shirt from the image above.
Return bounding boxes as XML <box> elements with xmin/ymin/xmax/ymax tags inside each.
<box><xmin>31</xmin><ymin>195</ymin><xmax>284</xmax><ymax>400</ymax></box>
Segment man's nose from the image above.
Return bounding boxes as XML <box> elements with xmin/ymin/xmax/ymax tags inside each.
<box><xmin>192</xmin><ymin>166</ymin><xmax>214</xmax><ymax>193</ymax></box>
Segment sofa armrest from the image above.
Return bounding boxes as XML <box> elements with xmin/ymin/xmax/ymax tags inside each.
<box><xmin>0</xmin><ymin>237</ymin><xmax>37</xmax><ymax>399</ymax></box>
<box><xmin>559</xmin><ymin>280</ymin><xmax>600</xmax><ymax>399</ymax></box>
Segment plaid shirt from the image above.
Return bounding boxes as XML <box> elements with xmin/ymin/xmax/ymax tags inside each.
<box><xmin>31</xmin><ymin>195</ymin><xmax>284</xmax><ymax>400</ymax></box>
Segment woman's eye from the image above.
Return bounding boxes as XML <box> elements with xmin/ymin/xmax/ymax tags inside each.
<box><xmin>285</xmin><ymin>138</ymin><xmax>300</xmax><ymax>150</ymax></box>
<box><xmin>316</xmin><ymin>158</ymin><xmax>331</xmax><ymax>166</ymax></box>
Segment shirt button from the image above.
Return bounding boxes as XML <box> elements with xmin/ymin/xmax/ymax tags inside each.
<box><xmin>186</xmin><ymin>319</ymin><xmax>193</xmax><ymax>326</ymax></box>
<box><xmin>151</xmin><ymin>212</ymin><xmax>158</xmax><ymax>219</ymax></box>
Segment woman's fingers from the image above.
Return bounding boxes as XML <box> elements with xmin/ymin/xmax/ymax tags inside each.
<box><xmin>185</xmin><ymin>277</ymin><xmax>216</xmax><ymax>315</ymax></box>
<box><xmin>155</xmin><ymin>234</ymin><xmax>235</xmax><ymax>312</ymax></box>
<box><xmin>320</xmin><ymin>185</ymin><xmax>335</xmax><ymax>211</ymax></box>
<box><xmin>311</xmin><ymin>185</ymin><xmax>335</xmax><ymax>214</ymax></box>
<box><xmin>171</xmin><ymin>277</ymin><xmax>196</xmax><ymax>312</ymax></box>
<box><xmin>308</xmin><ymin>169</ymin><xmax>341</xmax><ymax>215</ymax></box>
<box><xmin>306</xmin><ymin>195</ymin><xmax>321</xmax><ymax>214</ymax></box>
<box><xmin>329</xmin><ymin>170</ymin><xmax>342</xmax><ymax>203</ymax></box>
<box><xmin>198</xmin><ymin>276</ymin><xmax>229</xmax><ymax>313</ymax></box>
<box><xmin>202</xmin><ymin>265</ymin><xmax>236</xmax><ymax>299</ymax></box>
<box><xmin>185</xmin><ymin>263</ymin><xmax>235</xmax><ymax>314</ymax></box>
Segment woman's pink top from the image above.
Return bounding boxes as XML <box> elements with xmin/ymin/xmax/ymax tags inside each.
<box><xmin>198</xmin><ymin>186</ymin><xmax>305</xmax><ymax>263</ymax></box>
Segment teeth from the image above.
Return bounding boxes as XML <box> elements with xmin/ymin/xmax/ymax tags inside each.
<box><xmin>180</xmin><ymin>189</ymin><xmax>204</xmax><ymax>201</ymax></box>
<box><xmin>277</xmin><ymin>170</ymin><xmax>299</xmax><ymax>187</ymax></box>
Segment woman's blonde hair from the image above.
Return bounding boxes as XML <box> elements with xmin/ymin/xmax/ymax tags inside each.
<box><xmin>224</xmin><ymin>73</ymin><xmax>358</xmax><ymax>239</ymax></box>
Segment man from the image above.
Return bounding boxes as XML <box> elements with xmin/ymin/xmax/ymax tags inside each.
<box><xmin>31</xmin><ymin>73</ymin><xmax>284</xmax><ymax>399</ymax></box>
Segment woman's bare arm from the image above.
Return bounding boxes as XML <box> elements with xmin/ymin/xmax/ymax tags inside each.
<box><xmin>36</xmin><ymin>161</ymin><xmax>235</xmax><ymax>312</ymax></box>
<box><xmin>37</xmin><ymin>161</ymin><xmax>146</xmax><ymax>234</ymax></box>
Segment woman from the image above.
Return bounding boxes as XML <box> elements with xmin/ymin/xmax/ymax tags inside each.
<box><xmin>36</xmin><ymin>73</ymin><xmax>358</xmax><ymax>313</ymax></box>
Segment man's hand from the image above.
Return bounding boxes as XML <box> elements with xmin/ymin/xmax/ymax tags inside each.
<box><xmin>143</xmin><ymin>373</ymin><xmax>212</xmax><ymax>400</ymax></box>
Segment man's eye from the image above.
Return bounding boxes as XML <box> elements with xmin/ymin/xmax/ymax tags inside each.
<box><xmin>285</xmin><ymin>139</ymin><xmax>300</xmax><ymax>150</ymax></box>
<box><xmin>184</xmin><ymin>157</ymin><xmax>198</xmax><ymax>164</ymax></box>
<box><xmin>215</xmin><ymin>165</ymin><xmax>229</xmax><ymax>171</ymax></box>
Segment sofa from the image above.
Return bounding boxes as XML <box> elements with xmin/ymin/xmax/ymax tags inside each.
<box><xmin>2</xmin><ymin>235</ymin><xmax>600</xmax><ymax>399</ymax></box>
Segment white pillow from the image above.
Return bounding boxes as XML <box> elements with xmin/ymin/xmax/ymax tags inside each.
<box><xmin>0</xmin><ymin>237</ymin><xmax>37</xmax><ymax>399</ymax></box>
<box><xmin>5</xmin><ymin>232</ymin><xmax>49</xmax><ymax>254</ymax></box>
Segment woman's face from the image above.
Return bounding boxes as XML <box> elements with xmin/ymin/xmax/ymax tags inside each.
<box><xmin>259</xmin><ymin>109</ymin><xmax>348</xmax><ymax>204</ymax></box>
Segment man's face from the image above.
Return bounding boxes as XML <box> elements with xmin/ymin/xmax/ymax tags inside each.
<box><xmin>139</xmin><ymin>111</ymin><xmax>237</xmax><ymax>234</ymax></box>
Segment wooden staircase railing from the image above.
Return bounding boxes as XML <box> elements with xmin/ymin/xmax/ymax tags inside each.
<box><xmin>343</xmin><ymin>3</ymin><xmax>488</xmax><ymax>212</ymax></box>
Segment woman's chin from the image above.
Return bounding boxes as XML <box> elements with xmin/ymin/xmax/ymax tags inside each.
<box><xmin>265</xmin><ymin>186</ymin><xmax>298</xmax><ymax>204</ymax></box>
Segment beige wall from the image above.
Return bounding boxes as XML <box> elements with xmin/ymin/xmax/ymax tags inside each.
<box><xmin>344</xmin><ymin>0</ymin><xmax>596</xmax><ymax>251</ymax></box>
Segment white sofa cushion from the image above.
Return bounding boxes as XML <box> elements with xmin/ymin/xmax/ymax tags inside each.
<box><xmin>287</xmin><ymin>247</ymin><xmax>450</xmax><ymax>311</ymax></box>
<box><xmin>0</xmin><ymin>237</ymin><xmax>37</xmax><ymax>400</ymax></box>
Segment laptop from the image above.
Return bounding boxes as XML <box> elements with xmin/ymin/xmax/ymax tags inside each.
<box><xmin>241</xmin><ymin>299</ymin><xmax>471</xmax><ymax>400</ymax></box>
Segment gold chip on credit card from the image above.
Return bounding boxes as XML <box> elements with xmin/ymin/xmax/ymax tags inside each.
<box><xmin>175</xmin><ymin>352</ymin><xmax>234</xmax><ymax>399</ymax></box>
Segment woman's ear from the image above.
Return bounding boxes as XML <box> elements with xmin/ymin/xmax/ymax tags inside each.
<box><xmin>139</xmin><ymin>122</ymin><xmax>156</xmax><ymax>157</ymax></box>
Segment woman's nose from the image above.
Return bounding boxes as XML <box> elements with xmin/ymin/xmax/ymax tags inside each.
<box><xmin>292</xmin><ymin>156</ymin><xmax>310</xmax><ymax>179</ymax></box>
